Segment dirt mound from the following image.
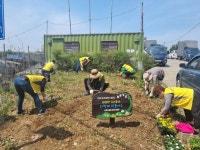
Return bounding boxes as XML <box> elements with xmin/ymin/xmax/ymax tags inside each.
<box><xmin>0</xmin><ymin>72</ymin><xmax>166</xmax><ymax>150</ymax></box>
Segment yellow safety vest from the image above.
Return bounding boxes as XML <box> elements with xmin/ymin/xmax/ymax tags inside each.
<box><xmin>26</xmin><ymin>75</ymin><xmax>45</xmax><ymax>93</ymax></box>
<box><xmin>122</xmin><ymin>64</ymin><xmax>134</xmax><ymax>72</ymax></box>
<box><xmin>43</xmin><ymin>62</ymin><xmax>54</xmax><ymax>71</ymax></box>
<box><xmin>164</xmin><ymin>87</ymin><xmax>194</xmax><ymax>110</ymax></box>
<box><xmin>79</xmin><ymin>57</ymin><xmax>90</xmax><ymax>66</ymax></box>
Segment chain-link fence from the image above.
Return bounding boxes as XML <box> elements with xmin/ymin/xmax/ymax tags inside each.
<box><xmin>0</xmin><ymin>52</ymin><xmax>45</xmax><ymax>89</ymax></box>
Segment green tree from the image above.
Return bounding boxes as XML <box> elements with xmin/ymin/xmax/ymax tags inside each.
<box><xmin>169</xmin><ymin>44</ymin><xmax>178</xmax><ymax>52</ymax></box>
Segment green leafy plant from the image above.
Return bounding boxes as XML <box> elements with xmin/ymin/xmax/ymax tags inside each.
<box><xmin>0</xmin><ymin>136</ymin><xmax>18</xmax><ymax>150</ymax></box>
<box><xmin>189</xmin><ymin>137</ymin><xmax>200</xmax><ymax>150</ymax></box>
<box><xmin>164</xmin><ymin>135</ymin><xmax>185</xmax><ymax>150</ymax></box>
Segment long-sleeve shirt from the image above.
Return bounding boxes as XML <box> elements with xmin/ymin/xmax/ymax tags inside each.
<box><xmin>87</xmin><ymin>75</ymin><xmax>105</xmax><ymax>91</ymax></box>
<box><xmin>161</xmin><ymin>87</ymin><xmax>194</xmax><ymax>114</ymax></box>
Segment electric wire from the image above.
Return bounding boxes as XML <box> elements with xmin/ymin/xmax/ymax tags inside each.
<box><xmin>165</xmin><ymin>21</ymin><xmax>200</xmax><ymax>44</ymax></box>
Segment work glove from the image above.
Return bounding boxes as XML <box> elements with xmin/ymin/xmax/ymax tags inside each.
<box><xmin>81</xmin><ymin>67</ymin><xmax>83</xmax><ymax>71</ymax></box>
<box><xmin>90</xmin><ymin>90</ymin><xmax>94</xmax><ymax>94</ymax></box>
<box><xmin>156</xmin><ymin>112</ymin><xmax>164</xmax><ymax>119</ymax></box>
<box><xmin>43</xmin><ymin>96</ymin><xmax>48</xmax><ymax>101</ymax></box>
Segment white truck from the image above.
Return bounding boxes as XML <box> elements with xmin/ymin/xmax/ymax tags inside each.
<box><xmin>177</xmin><ymin>40</ymin><xmax>198</xmax><ymax>60</ymax></box>
<box><xmin>144</xmin><ymin>40</ymin><xmax>157</xmax><ymax>50</ymax></box>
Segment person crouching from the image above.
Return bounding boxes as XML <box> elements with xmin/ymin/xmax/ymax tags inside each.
<box><xmin>84</xmin><ymin>69</ymin><xmax>109</xmax><ymax>95</ymax></box>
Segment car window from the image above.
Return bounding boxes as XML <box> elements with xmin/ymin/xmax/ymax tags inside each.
<box><xmin>187</xmin><ymin>57</ymin><xmax>200</xmax><ymax>70</ymax></box>
<box><xmin>187</xmin><ymin>48</ymin><xmax>200</xmax><ymax>54</ymax></box>
<box><xmin>195</xmin><ymin>58</ymin><xmax>200</xmax><ymax>70</ymax></box>
<box><xmin>147</xmin><ymin>46</ymin><xmax>167</xmax><ymax>54</ymax></box>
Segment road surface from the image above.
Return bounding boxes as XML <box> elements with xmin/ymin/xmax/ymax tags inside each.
<box><xmin>162</xmin><ymin>59</ymin><xmax>186</xmax><ymax>87</ymax></box>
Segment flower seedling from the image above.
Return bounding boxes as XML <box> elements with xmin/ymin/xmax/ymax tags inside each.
<box><xmin>157</xmin><ymin>117</ymin><xmax>177</xmax><ymax>135</ymax></box>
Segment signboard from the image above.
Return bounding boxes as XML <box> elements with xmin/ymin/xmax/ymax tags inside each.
<box><xmin>7</xmin><ymin>54</ymin><xmax>24</xmax><ymax>59</ymax></box>
<box><xmin>92</xmin><ymin>92</ymin><xmax>133</xmax><ymax>119</ymax></box>
<box><xmin>0</xmin><ymin>0</ymin><xmax>4</xmax><ymax>40</ymax></box>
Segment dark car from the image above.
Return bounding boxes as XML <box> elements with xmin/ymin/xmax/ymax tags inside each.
<box><xmin>183</xmin><ymin>47</ymin><xmax>200</xmax><ymax>61</ymax></box>
<box><xmin>146</xmin><ymin>45</ymin><xmax>168</xmax><ymax>66</ymax></box>
<box><xmin>176</xmin><ymin>54</ymin><xmax>200</xmax><ymax>91</ymax></box>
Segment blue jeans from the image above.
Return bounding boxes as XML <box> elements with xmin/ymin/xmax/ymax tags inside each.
<box><xmin>42</xmin><ymin>69</ymin><xmax>51</xmax><ymax>82</ymax></box>
<box><xmin>75</xmin><ymin>60</ymin><xmax>80</xmax><ymax>73</ymax></box>
<box><xmin>14</xmin><ymin>76</ymin><xmax>43</xmax><ymax>113</ymax></box>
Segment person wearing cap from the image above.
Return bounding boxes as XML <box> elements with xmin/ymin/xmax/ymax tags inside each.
<box><xmin>119</xmin><ymin>63</ymin><xmax>136</xmax><ymax>79</ymax></box>
<box><xmin>41</xmin><ymin>60</ymin><xmax>56</xmax><ymax>82</ymax></box>
<box><xmin>14</xmin><ymin>74</ymin><xmax>49</xmax><ymax>115</ymax></box>
<box><xmin>84</xmin><ymin>69</ymin><xmax>109</xmax><ymax>95</ymax></box>
<box><xmin>75</xmin><ymin>57</ymin><xmax>93</xmax><ymax>74</ymax></box>
<box><xmin>153</xmin><ymin>85</ymin><xmax>200</xmax><ymax>135</ymax></box>
<box><xmin>143</xmin><ymin>67</ymin><xmax>165</xmax><ymax>98</ymax></box>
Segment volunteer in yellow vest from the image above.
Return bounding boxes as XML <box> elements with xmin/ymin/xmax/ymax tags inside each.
<box><xmin>119</xmin><ymin>63</ymin><xmax>135</xmax><ymax>79</ymax></box>
<box><xmin>75</xmin><ymin>57</ymin><xmax>93</xmax><ymax>74</ymax></box>
<box><xmin>14</xmin><ymin>74</ymin><xmax>49</xmax><ymax>115</ymax></box>
<box><xmin>84</xmin><ymin>69</ymin><xmax>109</xmax><ymax>95</ymax></box>
<box><xmin>42</xmin><ymin>60</ymin><xmax>56</xmax><ymax>82</ymax></box>
<box><xmin>154</xmin><ymin>85</ymin><xmax>200</xmax><ymax>133</ymax></box>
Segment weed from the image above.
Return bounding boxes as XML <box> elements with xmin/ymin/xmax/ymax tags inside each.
<box><xmin>0</xmin><ymin>136</ymin><xmax>18</xmax><ymax>150</ymax></box>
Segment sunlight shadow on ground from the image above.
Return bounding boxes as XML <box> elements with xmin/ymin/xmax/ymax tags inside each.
<box><xmin>16</xmin><ymin>125</ymin><xmax>73</xmax><ymax>149</ymax></box>
<box><xmin>0</xmin><ymin>115</ymin><xmax>17</xmax><ymax>126</ymax></box>
<box><xmin>29</xmin><ymin>97</ymin><xmax>62</xmax><ymax>115</ymax></box>
<box><xmin>35</xmin><ymin>125</ymin><xmax>73</xmax><ymax>140</ymax></box>
<box><xmin>96</xmin><ymin>120</ymin><xmax>140</xmax><ymax>128</ymax></box>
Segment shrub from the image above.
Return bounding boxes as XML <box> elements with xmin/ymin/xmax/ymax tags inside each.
<box><xmin>53</xmin><ymin>51</ymin><xmax>154</xmax><ymax>74</ymax></box>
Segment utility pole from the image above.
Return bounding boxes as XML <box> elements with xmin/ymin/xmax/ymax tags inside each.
<box><xmin>68</xmin><ymin>0</ymin><xmax>72</xmax><ymax>34</ymax></box>
<box><xmin>141</xmin><ymin>2</ymin><xmax>144</xmax><ymax>33</ymax></box>
<box><xmin>3</xmin><ymin>43</ymin><xmax>6</xmax><ymax>77</ymax></box>
<box><xmin>16</xmin><ymin>35</ymin><xmax>24</xmax><ymax>51</ymax></box>
<box><xmin>28</xmin><ymin>45</ymin><xmax>32</xmax><ymax>73</ymax></box>
<box><xmin>45</xmin><ymin>20</ymin><xmax>48</xmax><ymax>63</ymax></box>
<box><xmin>46</xmin><ymin>20</ymin><xmax>48</xmax><ymax>35</ymax></box>
<box><xmin>89</xmin><ymin>0</ymin><xmax>91</xmax><ymax>34</ymax></box>
<box><xmin>110</xmin><ymin>0</ymin><xmax>113</xmax><ymax>33</ymax></box>
<box><xmin>138</xmin><ymin>2</ymin><xmax>144</xmax><ymax>70</ymax></box>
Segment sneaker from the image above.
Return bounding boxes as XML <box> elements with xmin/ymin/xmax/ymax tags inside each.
<box><xmin>38</xmin><ymin>109</ymin><xmax>47</xmax><ymax>115</ymax></box>
<box><xmin>84</xmin><ymin>91</ymin><xmax>90</xmax><ymax>96</ymax></box>
<box><xmin>145</xmin><ymin>90</ymin><xmax>149</xmax><ymax>95</ymax></box>
<box><xmin>149</xmin><ymin>93</ymin><xmax>153</xmax><ymax>98</ymax></box>
<box><xmin>17</xmin><ymin>110</ymin><xmax>25</xmax><ymax>115</ymax></box>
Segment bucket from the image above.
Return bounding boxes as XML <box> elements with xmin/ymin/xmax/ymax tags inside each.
<box><xmin>137</xmin><ymin>61</ymin><xmax>143</xmax><ymax>70</ymax></box>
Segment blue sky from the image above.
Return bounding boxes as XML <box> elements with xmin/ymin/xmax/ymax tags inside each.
<box><xmin>0</xmin><ymin>0</ymin><xmax>200</xmax><ymax>52</ymax></box>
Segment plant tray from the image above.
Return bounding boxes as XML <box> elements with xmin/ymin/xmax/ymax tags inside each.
<box><xmin>157</xmin><ymin>117</ymin><xmax>177</xmax><ymax>135</ymax></box>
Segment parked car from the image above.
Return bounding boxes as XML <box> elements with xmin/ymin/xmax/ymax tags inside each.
<box><xmin>146</xmin><ymin>45</ymin><xmax>168</xmax><ymax>66</ymax></box>
<box><xmin>183</xmin><ymin>47</ymin><xmax>200</xmax><ymax>61</ymax></box>
<box><xmin>168</xmin><ymin>50</ymin><xmax>177</xmax><ymax>59</ymax></box>
<box><xmin>176</xmin><ymin>54</ymin><xmax>200</xmax><ymax>91</ymax></box>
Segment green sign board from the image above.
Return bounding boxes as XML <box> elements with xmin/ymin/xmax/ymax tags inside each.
<box><xmin>92</xmin><ymin>92</ymin><xmax>133</xmax><ymax>119</ymax></box>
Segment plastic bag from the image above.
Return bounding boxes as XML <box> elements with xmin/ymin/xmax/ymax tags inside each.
<box><xmin>175</xmin><ymin>122</ymin><xmax>194</xmax><ymax>134</ymax></box>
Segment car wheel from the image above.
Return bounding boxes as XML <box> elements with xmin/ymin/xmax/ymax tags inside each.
<box><xmin>176</xmin><ymin>76</ymin><xmax>181</xmax><ymax>87</ymax></box>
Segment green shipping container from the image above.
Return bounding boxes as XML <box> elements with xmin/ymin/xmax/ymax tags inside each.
<box><xmin>44</xmin><ymin>32</ymin><xmax>144</xmax><ymax>62</ymax></box>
